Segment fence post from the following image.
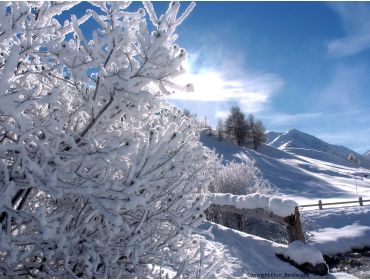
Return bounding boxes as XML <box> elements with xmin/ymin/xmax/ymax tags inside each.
<box><xmin>318</xmin><ymin>200</ymin><xmax>323</xmax><ymax>210</ymax></box>
<box><xmin>285</xmin><ymin>207</ymin><xmax>305</xmax><ymax>244</ymax></box>
<box><xmin>294</xmin><ymin>206</ymin><xmax>305</xmax><ymax>243</ymax></box>
<box><xmin>359</xmin><ymin>197</ymin><xmax>363</xmax><ymax>206</ymax></box>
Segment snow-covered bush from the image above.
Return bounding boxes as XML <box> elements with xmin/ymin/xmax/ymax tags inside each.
<box><xmin>209</xmin><ymin>160</ymin><xmax>270</xmax><ymax>195</ymax></box>
<box><xmin>206</xmin><ymin>160</ymin><xmax>291</xmax><ymax>242</ymax></box>
<box><xmin>0</xmin><ymin>2</ymin><xmax>221</xmax><ymax>278</ymax></box>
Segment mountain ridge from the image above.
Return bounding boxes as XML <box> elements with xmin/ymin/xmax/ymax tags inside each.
<box><xmin>265</xmin><ymin>131</ymin><xmax>282</xmax><ymax>144</ymax></box>
<box><xmin>364</xmin><ymin>150</ymin><xmax>370</xmax><ymax>159</ymax></box>
<box><xmin>268</xmin><ymin>128</ymin><xmax>368</xmax><ymax>168</ymax></box>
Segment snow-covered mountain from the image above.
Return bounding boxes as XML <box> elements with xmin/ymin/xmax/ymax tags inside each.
<box><xmin>265</xmin><ymin>131</ymin><xmax>282</xmax><ymax>144</ymax></box>
<box><xmin>268</xmin><ymin>129</ymin><xmax>367</xmax><ymax>167</ymax></box>
<box><xmin>364</xmin><ymin>150</ymin><xmax>370</xmax><ymax>159</ymax></box>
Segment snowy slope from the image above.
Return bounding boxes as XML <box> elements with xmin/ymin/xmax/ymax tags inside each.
<box><xmin>302</xmin><ymin>205</ymin><xmax>370</xmax><ymax>255</ymax></box>
<box><xmin>199</xmin><ymin>213</ymin><xmax>369</xmax><ymax>278</ymax></box>
<box><xmin>364</xmin><ymin>150</ymin><xmax>370</xmax><ymax>159</ymax></box>
<box><xmin>269</xmin><ymin>129</ymin><xmax>367</xmax><ymax>167</ymax></box>
<box><xmin>201</xmin><ymin>222</ymin><xmax>356</xmax><ymax>279</ymax></box>
<box><xmin>201</xmin><ymin>133</ymin><xmax>370</xmax><ymax>205</ymax></box>
<box><xmin>201</xmin><ymin>222</ymin><xmax>312</xmax><ymax>278</ymax></box>
<box><xmin>200</xmin><ymin>133</ymin><xmax>370</xmax><ymax>278</ymax></box>
<box><xmin>266</xmin><ymin>131</ymin><xmax>282</xmax><ymax>144</ymax></box>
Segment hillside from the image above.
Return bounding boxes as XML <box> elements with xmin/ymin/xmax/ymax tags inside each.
<box><xmin>201</xmin><ymin>132</ymin><xmax>370</xmax><ymax>205</ymax></box>
<box><xmin>200</xmin><ymin>132</ymin><xmax>370</xmax><ymax>278</ymax></box>
<box><xmin>268</xmin><ymin>129</ymin><xmax>367</xmax><ymax>166</ymax></box>
<box><xmin>364</xmin><ymin>150</ymin><xmax>370</xmax><ymax>159</ymax></box>
<box><xmin>202</xmin><ymin>207</ymin><xmax>370</xmax><ymax>278</ymax></box>
<box><xmin>266</xmin><ymin>131</ymin><xmax>283</xmax><ymax>143</ymax></box>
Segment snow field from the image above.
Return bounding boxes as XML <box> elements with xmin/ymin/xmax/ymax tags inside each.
<box><xmin>201</xmin><ymin>133</ymin><xmax>370</xmax><ymax>206</ymax></box>
<box><xmin>302</xmin><ymin>206</ymin><xmax>370</xmax><ymax>256</ymax></box>
<box><xmin>200</xmin><ymin>222</ymin><xmax>357</xmax><ymax>279</ymax></box>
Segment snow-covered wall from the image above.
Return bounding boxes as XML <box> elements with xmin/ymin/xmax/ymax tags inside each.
<box><xmin>206</xmin><ymin>193</ymin><xmax>298</xmax><ymax>217</ymax></box>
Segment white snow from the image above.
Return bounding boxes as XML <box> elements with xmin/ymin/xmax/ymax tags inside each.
<box><xmin>200</xmin><ymin>222</ymin><xmax>303</xmax><ymax>278</ymax></box>
<box><xmin>200</xmin><ymin>222</ymin><xmax>354</xmax><ymax>279</ymax></box>
<box><xmin>2</xmin><ymin>1</ymin><xmax>369</xmax><ymax>278</ymax></box>
<box><xmin>269</xmin><ymin>129</ymin><xmax>367</xmax><ymax>168</ymax></box>
<box><xmin>0</xmin><ymin>2</ymin><xmax>216</xmax><ymax>278</ymax></box>
<box><xmin>201</xmin><ymin>132</ymin><xmax>370</xmax><ymax>278</ymax></box>
<box><xmin>207</xmin><ymin>193</ymin><xmax>298</xmax><ymax>217</ymax></box>
<box><xmin>269</xmin><ymin>196</ymin><xmax>298</xmax><ymax>217</ymax></box>
<box><xmin>302</xmin><ymin>206</ymin><xmax>370</xmax><ymax>255</ymax></box>
<box><xmin>364</xmin><ymin>150</ymin><xmax>370</xmax><ymax>159</ymax></box>
<box><xmin>266</xmin><ymin>131</ymin><xmax>283</xmax><ymax>144</ymax></box>
<box><xmin>278</xmin><ymin>240</ymin><xmax>325</xmax><ymax>265</ymax></box>
<box><xmin>312</xmin><ymin>224</ymin><xmax>370</xmax><ymax>255</ymax></box>
<box><xmin>201</xmin><ymin>133</ymin><xmax>370</xmax><ymax>206</ymax></box>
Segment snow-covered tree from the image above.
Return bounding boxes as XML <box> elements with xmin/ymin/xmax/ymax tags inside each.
<box><xmin>0</xmin><ymin>2</ymin><xmax>221</xmax><ymax>278</ymax></box>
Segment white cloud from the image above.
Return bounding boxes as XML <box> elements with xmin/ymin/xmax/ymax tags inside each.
<box><xmin>327</xmin><ymin>2</ymin><xmax>370</xmax><ymax>57</ymax></box>
<box><xmin>169</xmin><ymin>60</ymin><xmax>283</xmax><ymax>114</ymax></box>
<box><xmin>263</xmin><ymin>112</ymin><xmax>323</xmax><ymax>125</ymax></box>
<box><xmin>328</xmin><ymin>33</ymin><xmax>370</xmax><ymax>57</ymax></box>
<box><xmin>215</xmin><ymin>110</ymin><xmax>228</xmax><ymax>119</ymax></box>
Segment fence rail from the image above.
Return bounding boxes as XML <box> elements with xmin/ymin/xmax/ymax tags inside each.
<box><xmin>299</xmin><ymin>197</ymin><xmax>370</xmax><ymax>210</ymax></box>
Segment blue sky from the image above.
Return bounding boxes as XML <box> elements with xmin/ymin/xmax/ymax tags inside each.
<box><xmin>58</xmin><ymin>2</ymin><xmax>370</xmax><ymax>154</ymax></box>
<box><xmin>162</xmin><ymin>1</ymin><xmax>370</xmax><ymax>154</ymax></box>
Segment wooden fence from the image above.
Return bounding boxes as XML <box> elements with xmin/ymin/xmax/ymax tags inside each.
<box><xmin>299</xmin><ymin>197</ymin><xmax>370</xmax><ymax>210</ymax></box>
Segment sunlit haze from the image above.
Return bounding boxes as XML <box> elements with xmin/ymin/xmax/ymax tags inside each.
<box><xmin>164</xmin><ymin>2</ymin><xmax>370</xmax><ymax>154</ymax></box>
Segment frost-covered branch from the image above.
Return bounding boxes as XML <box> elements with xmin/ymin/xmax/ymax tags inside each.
<box><xmin>0</xmin><ymin>1</ymin><xmax>220</xmax><ymax>278</ymax></box>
